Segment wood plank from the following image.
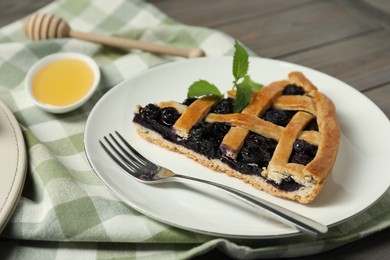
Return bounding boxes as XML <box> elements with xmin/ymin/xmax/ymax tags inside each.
<box><xmin>283</xmin><ymin>30</ymin><xmax>390</xmax><ymax>91</ymax></box>
<box><xmin>210</xmin><ymin>0</ymin><xmax>379</xmax><ymax>57</ymax></box>
<box><xmin>150</xmin><ymin>0</ymin><xmax>314</xmax><ymax>27</ymax></box>
<box><xmin>362</xmin><ymin>0</ymin><xmax>390</xmax><ymax>15</ymax></box>
<box><xmin>0</xmin><ymin>0</ymin><xmax>52</xmax><ymax>27</ymax></box>
<box><xmin>364</xmin><ymin>83</ymin><xmax>390</xmax><ymax>119</ymax></box>
<box><xmin>336</xmin><ymin>0</ymin><xmax>390</xmax><ymax>28</ymax></box>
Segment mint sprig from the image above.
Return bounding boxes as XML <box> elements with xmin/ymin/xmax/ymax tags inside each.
<box><xmin>187</xmin><ymin>80</ymin><xmax>223</xmax><ymax>98</ymax></box>
<box><xmin>186</xmin><ymin>41</ymin><xmax>263</xmax><ymax>112</ymax></box>
<box><xmin>235</xmin><ymin>84</ymin><xmax>253</xmax><ymax>111</ymax></box>
<box><xmin>233</xmin><ymin>41</ymin><xmax>249</xmax><ymax>81</ymax></box>
<box><xmin>232</xmin><ymin>41</ymin><xmax>263</xmax><ymax>112</ymax></box>
<box><xmin>240</xmin><ymin>75</ymin><xmax>263</xmax><ymax>91</ymax></box>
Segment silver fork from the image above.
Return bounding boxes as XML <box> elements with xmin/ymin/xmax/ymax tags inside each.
<box><xmin>99</xmin><ymin>131</ymin><xmax>328</xmax><ymax>237</ymax></box>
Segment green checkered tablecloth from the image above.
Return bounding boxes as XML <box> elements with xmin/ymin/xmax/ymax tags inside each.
<box><xmin>0</xmin><ymin>0</ymin><xmax>389</xmax><ymax>259</ymax></box>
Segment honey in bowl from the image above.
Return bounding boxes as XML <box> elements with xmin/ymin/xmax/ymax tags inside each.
<box><xmin>32</xmin><ymin>59</ymin><xmax>94</xmax><ymax>106</ymax></box>
<box><xmin>26</xmin><ymin>52</ymin><xmax>100</xmax><ymax>113</ymax></box>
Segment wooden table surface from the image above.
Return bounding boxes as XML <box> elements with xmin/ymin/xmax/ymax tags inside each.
<box><xmin>1</xmin><ymin>0</ymin><xmax>389</xmax><ymax>259</ymax></box>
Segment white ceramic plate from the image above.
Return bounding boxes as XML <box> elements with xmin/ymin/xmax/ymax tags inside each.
<box><xmin>0</xmin><ymin>100</ymin><xmax>27</xmax><ymax>233</ymax></box>
<box><xmin>85</xmin><ymin>57</ymin><xmax>390</xmax><ymax>238</ymax></box>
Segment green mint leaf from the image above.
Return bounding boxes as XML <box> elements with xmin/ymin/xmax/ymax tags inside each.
<box><xmin>234</xmin><ymin>84</ymin><xmax>252</xmax><ymax>113</ymax></box>
<box><xmin>241</xmin><ymin>75</ymin><xmax>263</xmax><ymax>90</ymax></box>
<box><xmin>187</xmin><ymin>80</ymin><xmax>223</xmax><ymax>98</ymax></box>
<box><xmin>232</xmin><ymin>41</ymin><xmax>249</xmax><ymax>82</ymax></box>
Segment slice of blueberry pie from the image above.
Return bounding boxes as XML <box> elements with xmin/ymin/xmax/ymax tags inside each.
<box><xmin>132</xmin><ymin>71</ymin><xmax>340</xmax><ymax>203</ymax></box>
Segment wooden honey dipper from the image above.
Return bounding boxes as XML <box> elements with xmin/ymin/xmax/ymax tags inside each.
<box><xmin>24</xmin><ymin>13</ymin><xmax>205</xmax><ymax>58</ymax></box>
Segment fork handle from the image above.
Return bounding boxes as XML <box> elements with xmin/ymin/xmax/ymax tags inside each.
<box><xmin>174</xmin><ymin>174</ymin><xmax>327</xmax><ymax>236</ymax></box>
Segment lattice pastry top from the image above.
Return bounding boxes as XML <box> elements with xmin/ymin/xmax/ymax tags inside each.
<box><xmin>133</xmin><ymin>71</ymin><xmax>340</xmax><ymax>203</ymax></box>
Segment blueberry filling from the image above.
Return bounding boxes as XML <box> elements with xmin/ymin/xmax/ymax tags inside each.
<box><xmin>161</xmin><ymin>107</ymin><xmax>180</xmax><ymax>126</ymax></box>
<box><xmin>182</xmin><ymin>97</ymin><xmax>198</xmax><ymax>106</ymax></box>
<box><xmin>289</xmin><ymin>139</ymin><xmax>318</xmax><ymax>165</ymax></box>
<box><xmin>304</xmin><ymin>118</ymin><xmax>318</xmax><ymax>131</ymax></box>
<box><xmin>140</xmin><ymin>104</ymin><xmax>161</xmax><ymax>121</ymax></box>
<box><xmin>282</xmin><ymin>84</ymin><xmax>305</xmax><ymax>95</ymax></box>
<box><xmin>134</xmin><ymin>105</ymin><xmax>178</xmax><ymax>142</ymax></box>
<box><xmin>222</xmin><ymin>133</ymin><xmax>276</xmax><ymax>176</ymax></box>
<box><xmin>211</xmin><ymin>98</ymin><xmax>235</xmax><ymax>114</ymax></box>
<box><xmin>268</xmin><ymin>176</ymin><xmax>302</xmax><ymax>192</ymax></box>
<box><xmin>261</xmin><ymin>109</ymin><xmax>296</xmax><ymax>127</ymax></box>
<box><xmin>186</xmin><ymin>121</ymin><xmax>230</xmax><ymax>159</ymax></box>
<box><xmin>244</xmin><ymin>133</ymin><xmax>277</xmax><ymax>165</ymax></box>
<box><xmin>133</xmin><ymin>98</ymin><xmax>318</xmax><ymax>192</ymax></box>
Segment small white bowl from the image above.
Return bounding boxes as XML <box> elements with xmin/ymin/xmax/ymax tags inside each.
<box><xmin>25</xmin><ymin>52</ymin><xmax>101</xmax><ymax>114</ymax></box>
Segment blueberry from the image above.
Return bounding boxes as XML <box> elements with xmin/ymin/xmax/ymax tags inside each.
<box><xmin>262</xmin><ymin>150</ymin><xmax>273</xmax><ymax>165</ymax></box>
<box><xmin>188</xmin><ymin>122</ymin><xmax>231</xmax><ymax>158</ymax></box>
<box><xmin>238</xmin><ymin>162</ymin><xmax>260</xmax><ymax>175</ymax></box>
<box><xmin>211</xmin><ymin>98</ymin><xmax>234</xmax><ymax>114</ymax></box>
<box><xmin>293</xmin><ymin>139</ymin><xmax>308</xmax><ymax>153</ymax></box>
<box><xmin>243</xmin><ymin>133</ymin><xmax>277</xmax><ymax>166</ymax></box>
<box><xmin>240</xmin><ymin>146</ymin><xmax>263</xmax><ymax>164</ymax></box>
<box><xmin>304</xmin><ymin>118</ymin><xmax>319</xmax><ymax>131</ymax></box>
<box><xmin>199</xmin><ymin>140</ymin><xmax>216</xmax><ymax>158</ymax></box>
<box><xmin>182</xmin><ymin>98</ymin><xmax>197</xmax><ymax>106</ymax></box>
<box><xmin>293</xmin><ymin>140</ymin><xmax>317</xmax><ymax>156</ymax></box>
<box><xmin>189</xmin><ymin>122</ymin><xmax>205</xmax><ymax>140</ymax></box>
<box><xmin>246</xmin><ymin>133</ymin><xmax>269</xmax><ymax>150</ymax></box>
<box><xmin>201</xmin><ymin>122</ymin><xmax>213</xmax><ymax>138</ymax></box>
<box><xmin>218</xmin><ymin>122</ymin><xmax>231</xmax><ymax>134</ymax></box>
<box><xmin>290</xmin><ymin>140</ymin><xmax>318</xmax><ymax>165</ymax></box>
<box><xmin>209</xmin><ymin>122</ymin><xmax>230</xmax><ymax>142</ymax></box>
<box><xmin>290</xmin><ymin>153</ymin><xmax>312</xmax><ymax>165</ymax></box>
<box><xmin>283</xmin><ymin>84</ymin><xmax>305</xmax><ymax>95</ymax></box>
<box><xmin>261</xmin><ymin>109</ymin><xmax>294</xmax><ymax>126</ymax></box>
<box><xmin>141</xmin><ymin>104</ymin><xmax>161</xmax><ymax>120</ymax></box>
<box><xmin>161</xmin><ymin>107</ymin><xmax>180</xmax><ymax>126</ymax></box>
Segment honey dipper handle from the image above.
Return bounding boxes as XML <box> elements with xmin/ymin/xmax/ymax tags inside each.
<box><xmin>69</xmin><ymin>30</ymin><xmax>205</xmax><ymax>58</ymax></box>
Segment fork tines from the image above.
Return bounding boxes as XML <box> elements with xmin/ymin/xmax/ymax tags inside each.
<box><xmin>99</xmin><ymin>131</ymin><xmax>158</xmax><ymax>175</ymax></box>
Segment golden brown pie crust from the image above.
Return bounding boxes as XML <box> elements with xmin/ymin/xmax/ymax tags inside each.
<box><xmin>133</xmin><ymin>71</ymin><xmax>340</xmax><ymax>203</ymax></box>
